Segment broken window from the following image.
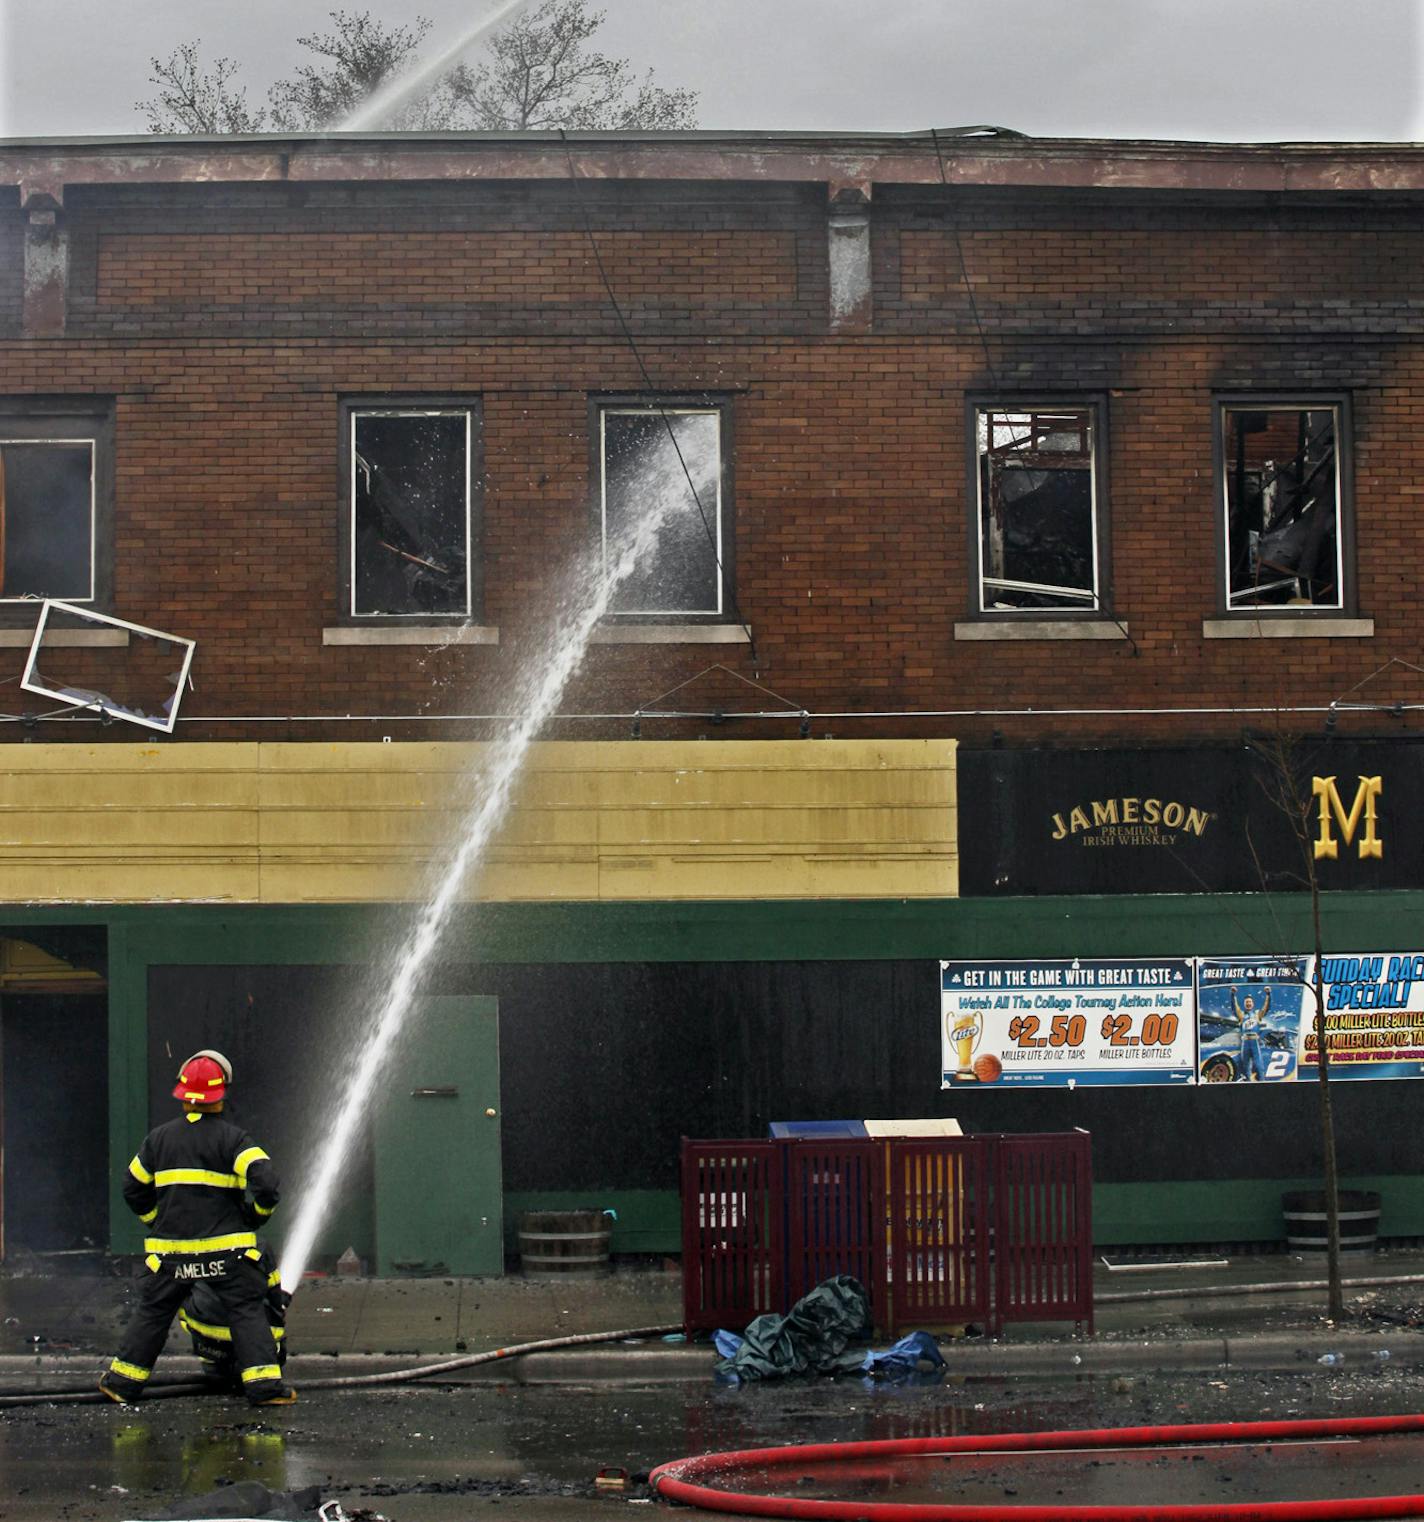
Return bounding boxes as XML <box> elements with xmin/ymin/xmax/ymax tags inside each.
<box><xmin>350</xmin><ymin>409</ymin><xmax>473</xmax><ymax>618</ymax></box>
<box><xmin>1221</xmin><ymin>403</ymin><xmax>1344</xmax><ymax>610</ymax></box>
<box><xmin>0</xmin><ymin>436</ymin><xmax>96</xmax><ymax>603</ymax></box>
<box><xmin>974</xmin><ymin>405</ymin><xmax>1101</xmax><ymax>613</ymax></box>
<box><xmin>22</xmin><ymin>601</ymin><xmax>196</xmax><ymax>734</ymax></box>
<box><xmin>599</xmin><ymin>405</ymin><xmax>726</xmax><ymax>617</ymax></box>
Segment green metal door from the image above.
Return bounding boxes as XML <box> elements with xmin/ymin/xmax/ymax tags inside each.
<box><xmin>374</xmin><ymin>995</ymin><xmax>502</xmax><ymax>1276</ymax></box>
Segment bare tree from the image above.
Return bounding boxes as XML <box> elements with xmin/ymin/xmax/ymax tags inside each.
<box><xmin>1245</xmin><ymin>729</ymin><xmax>1345</xmax><ymax>1320</ymax></box>
<box><xmin>138</xmin><ymin>43</ymin><xmax>268</xmax><ymax>134</ymax></box>
<box><xmin>136</xmin><ymin>2</ymin><xmax>698</xmax><ymax>135</ymax></box>
<box><xmin>447</xmin><ymin>1</ymin><xmax>699</xmax><ymax>130</ymax></box>
<box><xmin>266</xmin><ymin>12</ymin><xmax>433</xmax><ymax>131</ymax></box>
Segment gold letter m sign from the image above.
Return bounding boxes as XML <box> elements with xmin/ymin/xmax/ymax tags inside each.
<box><xmin>1313</xmin><ymin>774</ymin><xmax>1383</xmax><ymax>860</ymax></box>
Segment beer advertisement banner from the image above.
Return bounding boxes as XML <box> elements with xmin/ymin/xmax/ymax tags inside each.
<box><xmin>940</xmin><ymin>959</ymin><xmax>1196</xmax><ymax>1088</ymax></box>
<box><xmin>1305</xmin><ymin>953</ymin><xmax>1424</xmax><ymax>1082</ymax></box>
<box><xmin>1195</xmin><ymin>954</ymin><xmax>1424</xmax><ymax>1084</ymax></box>
<box><xmin>1196</xmin><ymin>957</ymin><xmax>1309</xmax><ymax>1084</ymax></box>
<box><xmin>958</xmin><ymin>742</ymin><xmax>1422</xmax><ymax>897</ymax></box>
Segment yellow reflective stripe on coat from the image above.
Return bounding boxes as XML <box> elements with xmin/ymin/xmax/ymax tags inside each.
<box><xmin>267</xmin><ymin>1270</ymin><xmax>282</xmax><ymax>1288</ymax></box>
<box><xmin>253</xmin><ymin>1202</ymin><xmax>275</xmax><ymax>1218</ymax></box>
<box><xmin>240</xmin><ymin>1364</ymin><xmax>283</xmax><ymax>1384</ymax></box>
<box><xmin>233</xmin><ymin>1146</ymin><xmax>269</xmax><ymax>1184</ymax></box>
<box><xmin>154</xmin><ymin>1169</ymin><xmax>240</xmax><ymax>1189</ymax></box>
<box><xmin>128</xmin><ymin>1156</ymin><xmax>154</xmax><ymax>1185</ymax></box>
<box><xmin>144</xmin><ymin>1232</ymin><xmax>256</xmax><ymax>1254</ymax></box>
<box><xmin>144</xmin><ymin>1254</ymin><xmax>161</xmax><ymax>1272</ymax></box>
<box><xmin>109</xmin><ymin>1359</ymin><xmax>150</xmax><ymax>1382</ymax></box>
<box><xmin>139</xmin><ymin>1208</ymin><xmax>158</xmax><ymax>1224</ymax></box>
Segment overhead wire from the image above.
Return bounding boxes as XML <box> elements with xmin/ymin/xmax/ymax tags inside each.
<box><xmin>20</xmin><ymin>698</ymin><xmax>1424</xmax><ymax>725</ymax></box>
<box><xmin>559</xmin><ymin>128</ymin><xmax>759</xmax><ymax>665</ymax></box>
<box><xmin>929</xmin><ymin>129</ymin><xmax>1139</xmax><ymax>657</ymax></box>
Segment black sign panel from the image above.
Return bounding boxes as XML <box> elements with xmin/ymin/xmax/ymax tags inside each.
<box><xmin>959</xmin><ymin>740</ymin><xmax>1424</xmax><ymax>896</ymax></box>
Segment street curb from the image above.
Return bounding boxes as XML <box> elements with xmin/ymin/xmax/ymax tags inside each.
<box><xmin>2</xmin><ymin>1330</ymin><xmax>1420</xmax><ymax>1388</ymax></box>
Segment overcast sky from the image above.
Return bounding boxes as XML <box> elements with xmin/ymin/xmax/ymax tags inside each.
<box><xmin>1</xmin><ymin>0</ymin><xmax>1421</xmax><ymax>142</ymax></box>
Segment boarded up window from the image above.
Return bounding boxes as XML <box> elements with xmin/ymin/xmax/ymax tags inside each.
<box><xmin>351</xmin><ymin>411</ymin><xmax>471</xmax><ymax>617</ymax></box>
<box><xmin>1222</xmin><ymin>405</ymin><xmax>1342</xmax><ymax>610</ymax></box>
<box><xmin>600</xmin><ymin>408</ymin><xmax>724</xmax><ymax>617</ymax></box>
<box><xmin>0</xmin><ymin>440</ymin><xmax>95</xmax><ymax>602</ymax></box>
<box><xmin>975</xmin><ymin>408</ymin><xmax>1099</xmax><ymax>613</ymax></box>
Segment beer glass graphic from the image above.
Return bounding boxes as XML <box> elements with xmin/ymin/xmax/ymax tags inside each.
<box><xmin>949</xmin><ymin>1010</ymin><xmax>982</xmax><ymax>1080</ymax></box>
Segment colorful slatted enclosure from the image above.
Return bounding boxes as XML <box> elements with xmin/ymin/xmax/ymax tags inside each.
<box><xmin>680</xmin><ymin>1131</ymin><xmax>1093</xmax><ymax>1337</ymax></box>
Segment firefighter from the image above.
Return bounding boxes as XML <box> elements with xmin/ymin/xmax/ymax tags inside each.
<box><xmin>99</xmin><ymin>1050</ymin><xmax>296</xmax><ymax>1406</ymax></box>
<box><xmin>181</xmin><ymin>1241</ymin><xmax>290</xmax><ymax>1392</ymax></box>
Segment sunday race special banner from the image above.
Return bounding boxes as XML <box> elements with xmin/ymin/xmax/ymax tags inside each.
<box><xmin>940</xmin><ymin>959</ymin><xmax>1195</xmax><ymax>1088</ymax></box>
<box><xmin>1192</xmin><ymin>954</ymin><xmax>1424</xmax><ymax>1084</ymax></box>
<box><xmin>1310</xmin><ymin>952</ymin><xmax>1424</xmax><ymax>1082</ymax></box>
<box><xmin>942</xmin><ymin>954</ymin><xmax>1424</xmax><ymax>1088</ymax></box>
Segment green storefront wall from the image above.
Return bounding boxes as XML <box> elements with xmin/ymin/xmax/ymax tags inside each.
<box><xmin>5</xmin><ymin>888</ymin><xmax>1422</xmax><ymax>1261</ymax></box>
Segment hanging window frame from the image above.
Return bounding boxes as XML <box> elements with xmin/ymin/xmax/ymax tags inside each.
<box><xmin>1213</xmin><ymin>395</ymin><xmax>1353</xmax><ymax>618</ymax></box>
<box><xmin>0</xmin><ymin>400</ymin><xmax>114</xmax><ymax>621</ymax></box>
<box><xmin>590</xmin><ymin>395</ymin><xmax>735</xmax><ymax>624</ymax></box>
<box><xmin>339</xmin><ymin>397</ymin><xmax>483</xmax><ymax>624</ymax></box>
<box><xmin>967</xmin><ymin>396</ymin><xmax>1109</xmax><ymax>619</ymax></box>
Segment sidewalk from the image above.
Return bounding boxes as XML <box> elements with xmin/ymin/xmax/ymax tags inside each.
<box><xmin>4</xmin><ymin>1248</ymin><xmax>1424</xmax><ymax>1388</ymax></box>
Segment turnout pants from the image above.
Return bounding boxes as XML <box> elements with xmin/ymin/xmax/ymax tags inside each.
<box><xmin>107</xmin><ymin>1250</ymin><xmax>284</xmax><ymax>1403</ymax></box>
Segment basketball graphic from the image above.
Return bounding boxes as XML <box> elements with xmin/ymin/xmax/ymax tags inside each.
<box><xmin>973</xmin><ymin>1052</ymin><xmax>1003</xmax><ymax>1084</ymax></box>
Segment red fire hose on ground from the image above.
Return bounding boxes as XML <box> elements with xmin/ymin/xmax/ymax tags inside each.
<box><xmin>650</xmin><ymin>1413</ymin><xmax>1424</xmax><ymax>1521</ymax></box>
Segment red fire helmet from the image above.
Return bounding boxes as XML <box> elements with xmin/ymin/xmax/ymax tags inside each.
<box><xmin>173</xmin><ymin>1049</ymin><xmax>233</xmax><ymax>1105</ymax></box>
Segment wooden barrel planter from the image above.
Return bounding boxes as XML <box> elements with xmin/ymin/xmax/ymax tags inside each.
<box><xmin>1282</xmin><ymin>1190</ymin><xmax>1381</xmax><ymax>1254</ymax></box>
<box><xmin>517</xmin><ymin>1209</ymin><xmax>612</xmax><ymax>1276</ymax></box>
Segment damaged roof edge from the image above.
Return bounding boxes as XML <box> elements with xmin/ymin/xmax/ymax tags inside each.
<box><xmin>3</xmin><ymin>128</ymin><xmax>1424</xmax><ymax>198</ymax></box>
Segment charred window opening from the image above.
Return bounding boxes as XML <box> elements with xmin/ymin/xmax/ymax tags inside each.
<box><xmin>1222</xmin><ymin>405</ymin><xmax>1342</xmax><ymax>610</ymax></box>
<box><xmin>351</xmin><ymin>411</ymin><xmax>471</xmax><ymax>618</ymax></box>
<box><xmin>0</xmin><ymin>439</ymin><xmax>95</xmax><ymax>603</ymax></box>
<box><xmin>600</xmin><ymin>407</ymin><xmax>724</xmax><ymax>617</ymax></box>
<box><xmin>975</xmin><ymin>406</ymin><xmax>1099</xmax><ymax>612</ymax></box>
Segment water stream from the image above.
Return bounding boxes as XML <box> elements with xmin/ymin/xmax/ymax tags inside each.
<box><xmin>277</xmin><ymin>423</ymin><xmax>718</xmax><ymax>1291</ymax></box>
<box><xmin>339</xmin><ymin>0</ymin><xmax>533</xmax><ymax>131</ymax></box>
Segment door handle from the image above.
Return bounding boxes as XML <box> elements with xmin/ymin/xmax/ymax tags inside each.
<box><xmin>411</xmin><ymin>1086</ymin><xmax>458</xmax><ymax>1098</ymax></box>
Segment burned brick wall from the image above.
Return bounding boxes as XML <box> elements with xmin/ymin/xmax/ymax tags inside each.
<box><xmin>64</xmin><ymin>182</ymin><xmax>826</xmax><ymax>340</ymax></box>
<box><xmin>1</xmin><ymin>179</ymin><xmax>1423</xmax><ymax>745</ymax></box>
<box><xmin>0</xmin><ymin>194</ymin><xmax>22</xmax><ymax>339</ymax></box>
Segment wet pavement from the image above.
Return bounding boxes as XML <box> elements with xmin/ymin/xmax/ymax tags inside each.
<box><xmin>7</xmin><ymin>1365</ymin><xmax>1424</xmax><ymax>1520</ymax></box>
<box><xmin>7</xmin><ymin>1251</ymin><xmax>1424</xmax><ymax>1519</ymax></box>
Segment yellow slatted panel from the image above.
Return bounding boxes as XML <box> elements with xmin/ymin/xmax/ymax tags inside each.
<box><xmin>0</xmin><ymin>739</ymin><xmax>956</xmax><ymax>903</ymax></box>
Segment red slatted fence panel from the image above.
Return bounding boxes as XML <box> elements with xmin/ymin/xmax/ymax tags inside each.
<box><xmin>681</xmin><ymin>1139</ymin><xmax>783</xmax><ymax>1333</ymax></box>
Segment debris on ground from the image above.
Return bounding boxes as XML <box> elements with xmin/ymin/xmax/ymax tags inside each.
<box><xmin>140</xmin><ymin>1480</ymin><xmax>327</xmax><ymax>1519</ymax></box>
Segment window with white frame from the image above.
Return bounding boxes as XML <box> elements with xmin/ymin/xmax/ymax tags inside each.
<box><xmin>598</xmin><ymin>404</ymin><xmax>727</xmax><ymax>617</ymax></box>
<box><xmin>0</xmin><ymin>424</ymin><xmax>99</xmax><ymax>604</ymax></box>
<box><xmin>973</xmin><ymin>404</ymin><xmax>1103</xmax><ymax>613</ymax></box>
<box><xmin>1219</xmin><ymin>401</ymin><xmax>1345</xmax><ymax>612</ymax></box>
<box><xmin>349</xmin><ymin>407</ymin><xmax>475</xmax><ymax>618</ymax></box>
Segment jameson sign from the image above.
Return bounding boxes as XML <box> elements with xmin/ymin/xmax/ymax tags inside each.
<box><xmin>940</xmin><ymin>954</ymin><xmax>1424</xmax><ymax>1089</ymax></box>
<box><xmin>959</xmin><ymin>742</ymin><xmax>1424</xmax><ymax>896</ymax></box>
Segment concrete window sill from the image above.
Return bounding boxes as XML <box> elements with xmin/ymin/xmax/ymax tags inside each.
<box><xmin>954</xmin><ymin>620</ymin><xmax>1129</xmax><ymax>642</ymax></box>
<box><xmin>1201</xmin><ymin>617</ymin><xmax>1374</xmax><ymax>640</ymax></box>
<box><xmin>323</xmin><ymin>625</ymin><xmax>499</xmax><ymax>647</ymax></box>
<box><xmin>0</xmin><ymin>627</ymin><xmax>129</xmax><ymax>647</ymax></box>
<box><xmin>590</xmin><ymin>624</ymin><xmax>752</xmax><ymax>644</ymax></box>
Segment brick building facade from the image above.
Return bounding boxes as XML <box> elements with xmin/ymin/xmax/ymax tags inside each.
<box><xmin>1</xmin><ymin>131</ymin><xmax>1421</xmax><ymax>1268</ymax></box>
